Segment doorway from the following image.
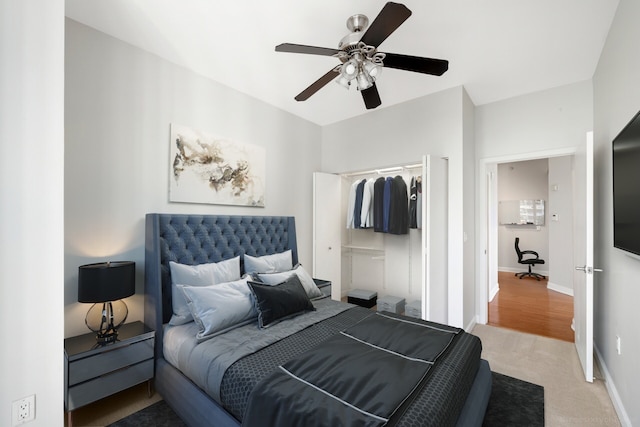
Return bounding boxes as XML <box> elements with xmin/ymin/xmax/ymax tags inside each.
<box><xmin>478</xmin><ymin>135</ymin><xmax>595</xmax><ymax>382</ymax></box>
<box><xmin>476</xmin><ymin>147</ymin><xmax>578</xmax><ymax>331</ymax></box>
<box><xmin>488</xmin><ymin>157</ymin><xmax>575</xmax><ymax>342</ymax></box>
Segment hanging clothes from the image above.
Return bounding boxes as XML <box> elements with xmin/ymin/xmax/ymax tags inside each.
<box><xmin>353</xmin><ymin>179</ymin><xmax>367</xmax><ymax>229</ymax></box>
<box><xmin>409</xmin><ymin>176</ymin><xmax>418</xmax><ymax>229</ymax></box>
<box><xmin>383</xmin><ymin>176</ymin><xmax>393</xmax><ymax>233</ymax></box>
<box><xmin>416</xmin><ymin>176</ymin><xmax>422</xmax><ymax>229</ymax></box>
<box><xmin>346</xmin><ymin>180</ymin><xmax>360</xmax><ymax>229</ymax></box>
<box><xmin>388</xmin><ymin>175</ymin><xmax>409</xmax><ymax>235</ymax></box>
<box><xmin>360</xmin><ymin>178</ymin><xmax>375</xmax><ymax>229</ymax></box>
<box><xmin>373</xmin><ymin>177</ymin><xmax>386</xmax><ymax>232</ymax></box>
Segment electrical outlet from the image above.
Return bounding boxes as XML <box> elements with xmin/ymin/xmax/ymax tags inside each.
<box><xmin>12</xmin><ymin>395</ymin><xmax>35</xmax><ymax>425</ymax></box>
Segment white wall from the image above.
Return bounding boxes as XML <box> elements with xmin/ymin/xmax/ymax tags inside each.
<box><xmin>497</xmin><ymin>159</ymin><xmax>549</xmax><ymax>273</ymax></box>
<box><xmin>593</xmin><ymin>0</ymin><xmax>640</xmax><ymax>424</ymax></box>
<box><xmin>548</xmin><ymin>155</ymin><xmax>574</xmax><ymax>294</ymax></box>
<box><xmin>321</xmin><ymin>87</ymin><xmax>463</xmax><ymax>173</ymax></box>
<box><xmin>476</xmin><ymin>81</ymin><xmax>594</xmax><ymax>159</ymax></box>
<box><xmin>321</xmin><ymin>86</ymin><xmax>472</xmax><ymax>328</ymax></box>
<box><xmin>0</xmin><ymin>1</ymin><xmax>64</xmax><ymax>426</ymax></box>
<box><xmin>64</xmin><ymin>19</ymin><xmax>322</xmax><ymax>338</ymax></box>
<box><xmin>462</xmin><ymin>91</ymin><xmax>477</xmax><ymax>329</ymax></box>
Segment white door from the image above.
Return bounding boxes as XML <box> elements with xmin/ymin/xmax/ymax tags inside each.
<box><xmin>421</xmin><ymin>156</ymin><xmax>430</xmax><ymax>320</ymax></box>
<box><xmin>313</xmin><ymin>172</ymin><xmax>342</xmax><ymax>300</ymax></box>
<box><xmin>573</xmin><ymin>132</ymin><xmax>597</xmax><ymax>382</ymax></box>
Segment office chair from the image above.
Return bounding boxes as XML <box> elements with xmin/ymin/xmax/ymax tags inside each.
<box><xmin>514</xmin><ymin>237</ymin><xmax>546</xmax><ymax>280</ymax></box>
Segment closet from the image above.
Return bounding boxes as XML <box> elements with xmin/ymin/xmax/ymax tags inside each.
<box><xmin>313</xmin><ymin>155</ymin><xmax>449</xmax><ymax>323</ymax></box>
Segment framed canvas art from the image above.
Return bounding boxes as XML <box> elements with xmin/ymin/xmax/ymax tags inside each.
<box><xmin>169</xmin><ymin>123</ymin><xmax>265</xmax><ymax>207</ymax></box>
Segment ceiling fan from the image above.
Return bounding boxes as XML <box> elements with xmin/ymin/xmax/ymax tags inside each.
<box><xmin>275</xmin><ymin>2</ymin><xmax>449</xmax><ymax>110</ymax></box>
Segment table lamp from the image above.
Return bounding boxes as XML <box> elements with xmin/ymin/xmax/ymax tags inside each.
<box><xmin>78</xmin><ymin>261</ymin><xmax>135</xmax><ymax>344</ymax></box>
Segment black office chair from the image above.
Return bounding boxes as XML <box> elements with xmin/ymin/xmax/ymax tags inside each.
<box><xmin>514</xmin><ymin>237</ymin><xmax>546</xmax><ymax>281</ymax></box>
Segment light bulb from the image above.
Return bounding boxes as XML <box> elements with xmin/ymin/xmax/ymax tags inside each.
<box><xmin>364</xmin><ymin>60</ymin><xmax>382</xmax><ymax>79</ymax></box>
<box><xmin>340</xmin><ymin>59</ymin><xmax>359</xmax><ymax>80</ymax></box>
<box><xmin>345</xmin><ymin>63</ymin><xmax>356</xmax><ymax>75</ymax></box>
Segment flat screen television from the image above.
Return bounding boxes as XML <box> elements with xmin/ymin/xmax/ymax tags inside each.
<box><xmin>612</xmin><ymin>110</ymin><xmax>640</xmax><ymax>257</ymax></box>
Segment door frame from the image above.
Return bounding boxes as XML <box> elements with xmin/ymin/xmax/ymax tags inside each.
<box><xmin>476</xmin><ymin>146</ymin><xmax>578</xmax><ymax>324</ymax></box>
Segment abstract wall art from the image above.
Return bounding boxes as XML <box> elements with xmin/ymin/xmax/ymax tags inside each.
<box><xmin>169</xmin><ymin>123</ymin><xmax>265</xmax><ymax>207</ymax></box>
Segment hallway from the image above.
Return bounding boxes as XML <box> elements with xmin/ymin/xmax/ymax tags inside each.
<box><xmin>488</xmin><ymin>271</ymin><xmax>574</xmax><ymax>342</ymax></box>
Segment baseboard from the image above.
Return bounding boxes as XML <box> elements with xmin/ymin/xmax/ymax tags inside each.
<box><xmin>465</xmin><ymin>316</ymin><xmax>477</xmax><ymax>333</ymax></box>
<box><xmin>489</xmin><ymin>282</ymin><xmax>500</xmax><ymax>302</ymax></box>
<box><xmin>546</xmin><ymin>281</ymin><xmax>573</xmax><ymax>296</ymax></box>
<box><xmin>594</xmin><ymin>345</ymin><xmax>631</xmax><ymax>426</ymax></box>
<box><xmin>498</xmin><ymin>267</ymin><xmax>521</xmax><ymax>274</ymax></box>
<box><xmin>498</xmin><ymin>267</ymin><xmax>549</xmax><ymax>276</ymax></box>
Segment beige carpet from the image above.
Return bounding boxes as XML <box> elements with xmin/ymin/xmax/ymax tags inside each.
<box><xmin>472</xmin><ymin>324</ymin><xmax>620</xmax><ymax>426</ymax></box>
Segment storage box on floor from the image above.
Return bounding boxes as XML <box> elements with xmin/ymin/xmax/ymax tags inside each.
<box><xmin>405</xmin><ymin>300</ymin><xmax>421</xmax><ymax>318</ymax></box>
<box><xmin>377</xmin><ymin>295</ymin><xmax>405</xmax><ymax>314</ymax></box>
<box><xmin>347</xmin><ymin>289</ymin><xmax>377</xmax><ymax>308</ymax></box>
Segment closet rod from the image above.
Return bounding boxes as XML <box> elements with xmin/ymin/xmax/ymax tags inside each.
<box><xmin>344</xmin><ymin>163</ymin><xmax>422</xmax><ymax>177</ymax></box>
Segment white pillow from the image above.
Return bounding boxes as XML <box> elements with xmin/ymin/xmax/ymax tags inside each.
<box><xmin>169</xmin><ymin>257</ymin><xmax>241</xmax><ymax>325</ymax></box>
<box><xmin>244</xmin><ymin>250</ymin><xmax>293</xmax><ymax>274</ymax></box>
<box><xmin>257</xmin><ymin>264</ymin><xmax>323</xmax><ymax>299</ymax></box>
<box><xmin>179</xmin><ymin>277</ymin><xmax>257</xmax><ymax>342</ymax></box>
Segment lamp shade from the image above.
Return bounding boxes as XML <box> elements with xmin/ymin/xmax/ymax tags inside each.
<box><xmin>78</xmin><ymin>261</ymin><xmax>135</xmax><ymax>303</ymax></box>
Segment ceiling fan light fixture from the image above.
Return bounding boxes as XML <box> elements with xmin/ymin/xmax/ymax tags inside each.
<box><xmin>363</xmin><ymin>59</ymin><xmax>382</xmax><ymax>79</ymax></box>
<box><xmin>276</xmin><ymin>2</ymin><xmax>449</xmax><ymax>108</ymax></box>
<box><xmin>356</xmin><ymin>71</ymin><xmax>373</xmax><ymax>91</ymax></box>
<box><xmin>335</xmin><ymin>74</ymin><xmax>352</xmax><ymax>90</ymax></box>
<box><xmin>340</xmin><ymin>59</ymin><xmax>359</xmax><ymax>79</ymax></box>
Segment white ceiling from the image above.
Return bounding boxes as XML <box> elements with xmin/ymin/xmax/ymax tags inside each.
<box><xmin>65</xmin><ymin>0</ymin><xmax>619</xmax><ymax>126</ymax></box>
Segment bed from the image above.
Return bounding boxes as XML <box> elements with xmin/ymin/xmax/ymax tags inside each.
<box><xmin>144</xmin><ymin>213</ymin><xmax>491</xmax><ymax>427</ymax></box>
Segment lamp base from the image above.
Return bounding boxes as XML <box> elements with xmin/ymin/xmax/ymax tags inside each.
<box><xmin>95</xmin><ymin>329</ymin><xmax>119</xmax><ymax>344</ymax></box>
<box><xmin>85</xmin><ymin>300</ymin><xmax>129</xmax><ymax>344</ymax></box>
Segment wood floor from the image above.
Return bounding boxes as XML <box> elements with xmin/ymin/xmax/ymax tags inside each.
<box><xmin>488</xmin><ymin>271</ymin><xmax>574</xmax><ymax>342</ymax></box>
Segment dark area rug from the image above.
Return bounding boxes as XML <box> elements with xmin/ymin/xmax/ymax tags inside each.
<box><xmin>107</xmin><ymin>401</ymin><xmax>186</xmax><ymax>427</ymax></box>
<box><xmin>483</xmin><ymin>372</ymin><xmax>545</xmax><ymax>427</ymax></box>
<box><xmin>110</xmin><ymin>371</ymin><xmax>544</xmax><ymax>427</ymax></box>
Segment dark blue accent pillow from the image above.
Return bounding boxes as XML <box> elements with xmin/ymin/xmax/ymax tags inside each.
<box><xmin>248</xmin><ymin>275</ymin><xmax>315</xmax><ymax>328</ymax></box>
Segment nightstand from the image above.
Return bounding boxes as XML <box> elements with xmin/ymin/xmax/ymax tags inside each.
<box><xmin>313</xmin><ymin>278</ymin><xmax>332</xmax><ymax>298</ymax></box>
<box><xmin>64</xmin><ymin>321</ymin><xmax>155</xmax><ymax>426</ymax></box>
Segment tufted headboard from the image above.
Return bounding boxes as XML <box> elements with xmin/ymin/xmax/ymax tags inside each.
<box><xmin>144</xmin><ymin>213</ymin><xmax>298</xmax><ymax>359</ymax></box>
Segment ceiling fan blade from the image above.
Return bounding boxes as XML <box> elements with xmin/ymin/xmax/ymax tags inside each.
<box><xmin>360</xmin><ymin>2</ymin><xmax>412</xmax><ymax>47</ymax></box>
<box><xmin>382</xmin><ymin>52</ymin><xmax>449</xmax><ymax>76</ymax></box>
<box><xmin>361</xmin><ymin>83</ymin><xmax>382</xmax><ymax>109</ymax></box>
<box><xmin>295</xmin><ymin>68</ymin><xmax>340</xmax><ymax>101</ymax></box>
<box><xmin>276</xmin><ymin>43</ymin><xmax>340</xmax><ymax>57</ymax></box>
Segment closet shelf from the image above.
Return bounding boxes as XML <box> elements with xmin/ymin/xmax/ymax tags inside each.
<box><xmin>342</xmin><ymin>245</ymin><xmax>384</xmax><ymax>252</ymax></box>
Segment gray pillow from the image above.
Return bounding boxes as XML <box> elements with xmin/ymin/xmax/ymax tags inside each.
<box><xmin>257</xmin><ymin>264</ymin><xmax>323</xmax><ymax>299</ymax></box>
<box><xmin>248</xmin><ymin>275</ymin><xmax>315</xmax><ymax>328</ymax></box>
<box><xmin>169</xmin><ymin>257</ymin><xmax>241</xmax><ymax>325</ymax></box>
<box><xmin>244</xmin><ymin>250</ymin><xmax>292</xmax><ymax>274</ymax></box>
<box><xmin>179</xmin><ymin>277</ymin><xmax>256</xmax><ymax>342</ymax></box>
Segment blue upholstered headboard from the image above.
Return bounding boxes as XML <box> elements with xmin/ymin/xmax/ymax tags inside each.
<box><xmin>144</xmin><ymin>213</ymin><xmax>298</xmax><ymax>359</ymax></box>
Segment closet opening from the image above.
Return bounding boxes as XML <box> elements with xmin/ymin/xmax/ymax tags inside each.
<box><xmin>313</xmin><ymin>155</ymin><xmax>449</xmax><ymax>323</ymax></box>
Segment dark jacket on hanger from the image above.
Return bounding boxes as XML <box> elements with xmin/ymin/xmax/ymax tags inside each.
<box><xmin>383</xmin><ymin>177</ymin><xmax>393</xmax><ymax>233</ymax></box>
<box><xmin>388</xmin><ymin>175</ymin><xmax>409</xmax><ymax>235</ymax></box>
<box><xmin>373</xmin><ymin>177</ymin><xmax>386</xmax><ymax>232</ymax></box>
<box><xmin>409</xmin><ymin>176</ymin><xmax>418</xmax><ymax>229</ymax></box>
